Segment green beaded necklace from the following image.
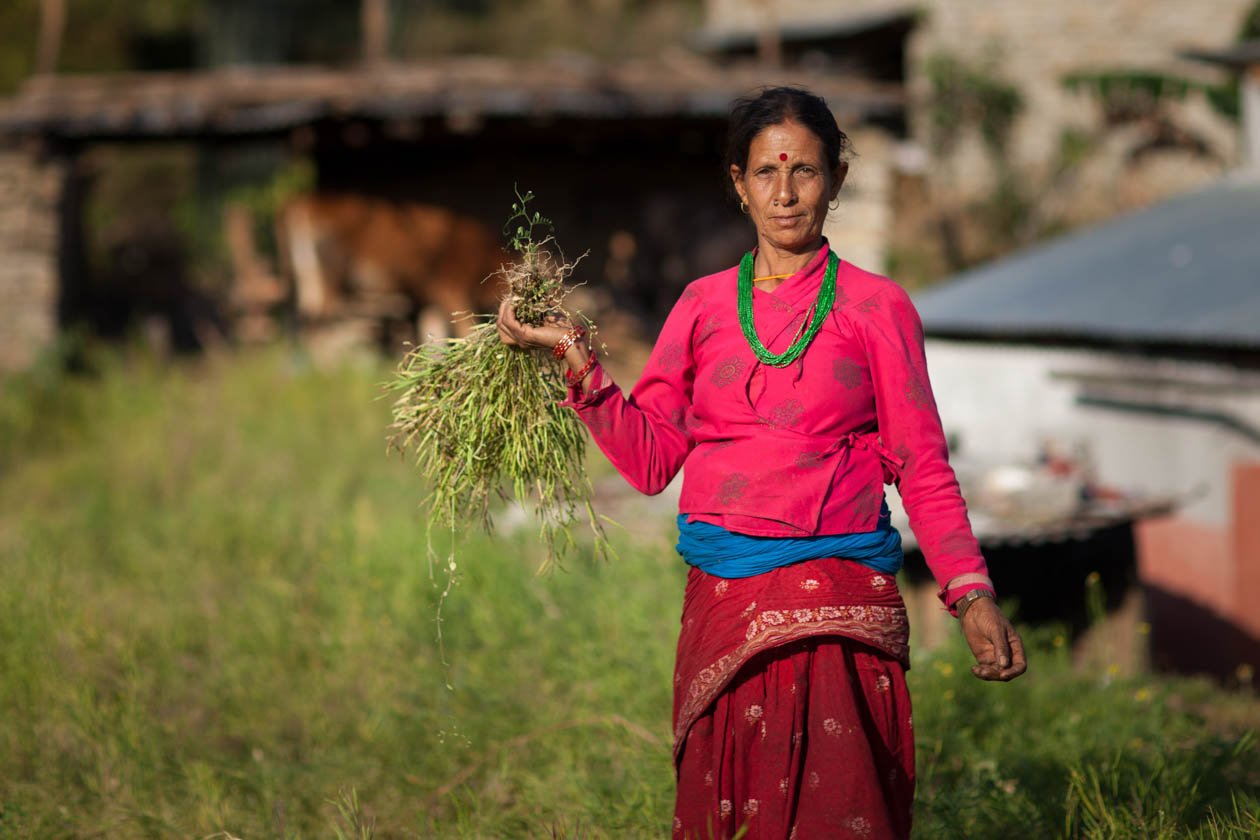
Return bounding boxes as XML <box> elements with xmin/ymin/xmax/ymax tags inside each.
<box><xmin>737</xmin><ymin>250</ymin><xmax>838</xmax><ymax>367</ymax></box>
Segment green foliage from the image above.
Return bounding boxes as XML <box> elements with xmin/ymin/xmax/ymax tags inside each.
<box><xmin>393</xmin><ymin>0</ymin><xmax>702</xmax><ymax>61</ymax></box>
<box><xmin>1064</xmin><ymin>734</ymin><xmax>1260</xmax><ymax>839</ymax></box>
<box><xmin>1206</xmin><ymin>84</ymin><xmax>1243</xmax><ymax>123</ymax></box>
<box><xmin>1056</xmin><ymin>0</ymin><xmax>1260</xmax><ymax>127</ymax></box>
<box><xmin>0</xmin><ymin>2</ymin><xmax>38</xmax><ymax>95</ymax></box>
<box><xmin>329</xmin><ymin>788</ymin><xmax>376</xmax><ymax>840</ymax></box>
<box><xmin>1056</xmin><ymin>126</ymin><xmax>1096</xmax><ymax>172</ymax></box>
<box><xmin>503</xmin><ymin>187</ymin><xmax>553</xmax><ymax>256</ymax></box>
<box><xmin>0</xmin><ymin>0</ymin><xmax>700</xmax><ymax>96</ymax></box>
<box><xmin>0</xmin><ymin>348</ymin><xmax>678</xmax><ymax>836</ymax></box>
<box><xmin>1</xmin><ymin>351</ymin><xmax>1257</xmax><ymax>837</ymax></box>
<box><xmin>227</xmin><ymin>159</ymin><xmax>315</xmax><ymax>223</ymax></box>
<box><xmin>0</xmin><ymin>329</ymin><xmax>96</xmax><ymax>470</ymax></box>
<box><xmin>911</xmin><ymin>626</ymin><xmax>1260</xmax><ymax>838</ymax></box>
<box><xmin>0</xmin><ymin>0</ymin><xmax>203</xmax><ymax>93</ymax></box>
<box><xmin>224</xmin><ymin>156</ymin><xmax>316</xmax><ymax>264</ymax></box>
<box><xmin>1240</xmin><ymin>0</ymin><xmax>1260</xmax><ymax>40</ymax></box>
<box><xmin>387</xmin><ymin>322</ymin><xmax>601</xmax><ymax>571</ymax></box>
<box><xmin>972</xmin><ymin>171</ymin><xmax>1036</xmax><ymax>252</ymax></box>
<box><xmin>1063</xmin><ymin>70</ymin><xmax>1239</xmax><ymax>122</ymax></box>
<box><xmin>924</xmin><ymin>52</ymin><xmax>1024</xmax><ymax>157</ymax></box>
<box><xmin>387</xmin><ymin>191</ymin><xmax>605</xmax><ymax>573</ymax></box>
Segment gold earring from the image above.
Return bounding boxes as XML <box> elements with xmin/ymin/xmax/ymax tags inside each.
<box><xmin>740</xmin><ymin>200</ymin><xmax>749</xmax><ymax>214</ymax></box>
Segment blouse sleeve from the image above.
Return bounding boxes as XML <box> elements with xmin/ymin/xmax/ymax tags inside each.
<box><xmin>855</xmin><ymin>284</ymin><xmax>992</xmax><ymax>607</ymax></box>
<box><xmin>559</xmin><ymin>290</ymin><xmax>698</xmax><ymax>496</ymax></box>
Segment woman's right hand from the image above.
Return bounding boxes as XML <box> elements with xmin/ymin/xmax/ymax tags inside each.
<box><xmin>961</xmin><ymin>599</ymin><xmax>1027</xmax><ymax>681</ymax></box>
<box><xmin>496</xmin><ymin>298</ymin><xmax>573</xmax><ymax>352</ymax></box>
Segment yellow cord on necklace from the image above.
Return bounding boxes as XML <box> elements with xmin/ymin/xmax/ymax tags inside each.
<box><xmin>753</xmin><ymin>273</ymin><xmax>793</xmax><ymax>283</ymax></box>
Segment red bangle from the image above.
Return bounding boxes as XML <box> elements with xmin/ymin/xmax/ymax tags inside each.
<box><xmin>566</xmin><ymin>352</ymin><xmax>598</xmax><ymax>385</ymax></box>
<box><xmin>552</xmin><ymin>326</ymin><xmax>586</xmax><ymax>360</ymax></box>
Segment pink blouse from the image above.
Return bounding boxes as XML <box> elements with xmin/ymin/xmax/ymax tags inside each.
<box><xmin>562</xmin><ymin>243</ymin><xmax>990</xmax><ymax>606</ymax></box>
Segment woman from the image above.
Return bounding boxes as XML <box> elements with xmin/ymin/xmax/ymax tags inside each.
<box><xmin>498</xmin><ymin>87</ymin><xmax>1026</xmax><ymax>839</ymax></box>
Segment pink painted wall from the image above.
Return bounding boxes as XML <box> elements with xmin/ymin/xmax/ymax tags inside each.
<box><xmin>1231</xmin><ymin>463</ymin><xmax>1260</xmax><ymax>641</ymax></box>
<box><xmin>1135</xmin><ymin>461</ymin><xmax>1260</xmax><ymax>677</ymax></box>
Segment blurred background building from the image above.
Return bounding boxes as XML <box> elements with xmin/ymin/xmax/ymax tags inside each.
<box><xmin>0</xmin><ymin>0</ymin><xmax>1257</xmax><ymax>675</ymax></box>
<box><xmin>1</xmin><ymin>0</ymin><xmax>1256</xmax><ymax>364</ymax></box>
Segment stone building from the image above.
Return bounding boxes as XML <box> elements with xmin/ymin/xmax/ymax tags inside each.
<box><xmin>700</xmin><ymin>0</ymin><xmax>1256</xmax><ymax>268</ymax></box>
<box><xmin>0</xmin><ymin>147</ymin><xmax>61</xmax><ymax>371</ymax></box>
<box><xmin>0</xmin><ymin>57</ymin><xmax>903</xmax><ymax>371</ymax></box>
<box><xmin>3</xmin><ymin>2</ymin><xmax>1254</xmax><ymax>371</ymax></box>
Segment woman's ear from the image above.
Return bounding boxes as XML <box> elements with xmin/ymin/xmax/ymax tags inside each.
<box><xmin>729</xmin><ymin>164</ymin><xmax>746</xmax><ymax>202</ymax></box>
<box><xmin>830</xmin><ymin>161</ymin><xmax>849</xmax><ymax>199</ymax></box>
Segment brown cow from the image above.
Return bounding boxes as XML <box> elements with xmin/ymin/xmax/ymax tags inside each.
<box><xmin>277</xmin><ymin>193</ymin><xmax>508</xmax><ymax>338</ymax></box>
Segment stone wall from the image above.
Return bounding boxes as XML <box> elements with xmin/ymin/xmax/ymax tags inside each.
<box><xmin>0</xmin><ymin>148</ymin><xmax>61</xmax><ymax>372</ymax></box>
<box><xmin>824</xmin><ymin>125</ymin><xmax>894</xmax><ymax>273</ymax></box>
<box><xmin>705</xmin><ymin>0</ymin><xmax>1253</xmax><ymax>206</ymax></box>
<box><xmin>906</xmin><ymin>0</ymin><xmax>1245</xmax><ymax>202</ymax></box>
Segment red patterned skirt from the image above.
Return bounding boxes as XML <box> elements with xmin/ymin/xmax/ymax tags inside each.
<box><xmin>671</xmin><ymin>560</ymin><xmax>914</xmax><ymax>840</ymax></box>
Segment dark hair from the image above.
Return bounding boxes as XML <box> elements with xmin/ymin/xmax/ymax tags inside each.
<box><xmin>725</xmin><ymin>86</ymin><xmax>850</xmax><ymax>196</ymax></box>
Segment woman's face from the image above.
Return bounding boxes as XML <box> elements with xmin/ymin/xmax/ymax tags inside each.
<box><xmin>730</xmin><ymin>120</ymin><xmax>847</xmax><ymax>255</ymax></box>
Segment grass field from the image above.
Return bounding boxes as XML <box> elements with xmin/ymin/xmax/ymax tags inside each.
<box><xmin>1</xmin><ymin>346</ymin><xmax>1257</xmax><ymax>838</ymax></box>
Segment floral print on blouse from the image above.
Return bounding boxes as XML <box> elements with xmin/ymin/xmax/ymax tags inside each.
<box><xmin>562</xmin><ymin>242</ymin><xmax>989</xmax><ymax>602</ymax></box>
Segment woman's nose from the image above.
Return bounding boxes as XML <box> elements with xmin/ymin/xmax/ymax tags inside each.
<box><xmin>773</xmin><ymin>172</ymin><xmax>796</xmax><ymax>205</ymax></box>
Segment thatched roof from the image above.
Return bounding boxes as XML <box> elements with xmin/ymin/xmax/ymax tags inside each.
<box><xmin>0</xmin><ymin>55</ymin><xmax>904</xmax><ymax>142</ymax></box>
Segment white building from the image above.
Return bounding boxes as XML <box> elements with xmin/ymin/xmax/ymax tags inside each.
<box><xmin>914</xmin><ymin>173</ymin><xmax>1260</xmax><ymax>676</ymax></box>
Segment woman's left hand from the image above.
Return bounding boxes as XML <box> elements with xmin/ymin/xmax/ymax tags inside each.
<box><xmin>496</xmin><ymin>298</ymin><xmax>573</xmax><ymax>352</ymax></box>
<box><xmin>961</xmin><ymin>599</ymin><xmax>1027</xmax><ymax>681</ymax></box>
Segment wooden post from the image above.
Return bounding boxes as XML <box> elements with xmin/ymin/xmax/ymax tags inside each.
<box><xmin>35</xmin><ymin>0</ymin><xmax>66</xmax><ymax>76</ymax></box>
<box><xmin>361</xmin><ymin>0</ymin><xmax>389</xmax><ymax>68</ymax></box>
<box><xmin>1243</xmin><ymin>65</ymin><xmax>1260</xmax><ymax>172</ymax></box>
<box><xmin>754</xmin><ymin>0</ymin><xmax>781</xmax><ymax>69</ymax></box>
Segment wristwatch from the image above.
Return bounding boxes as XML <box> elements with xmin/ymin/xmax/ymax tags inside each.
<box><xmin>954</xmin><ymin>588</ymin><xmax>995</xmax><ymax>620</ymax></box>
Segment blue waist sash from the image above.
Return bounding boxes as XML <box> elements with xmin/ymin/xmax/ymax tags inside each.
<box><xmin>676</xmin><ymin>500</ymin><xmax>904</xmax><ymax>579</ymax></box>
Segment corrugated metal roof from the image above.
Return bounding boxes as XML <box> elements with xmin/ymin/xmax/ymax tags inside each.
<box><xmin>0</xmin><ymin>57</ymin><xmax>904</xmax><ymax>141</ymax></box>
<box><xmin>913</xmin><ymin>176</ymin><xmax>1260</xmax><ymax>349</ymax></box>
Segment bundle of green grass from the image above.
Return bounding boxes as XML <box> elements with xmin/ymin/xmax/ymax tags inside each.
<box><xmin>387</xmin><ymin>192</ymin><xmax>607</xmax><ymax>571</ymax></box>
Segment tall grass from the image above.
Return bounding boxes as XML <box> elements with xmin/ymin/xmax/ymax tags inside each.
<box><xmin>0</xmin><ymin>347</ymin><xmax>1256</xmax><ymax>838</ymax></box>
<box><xmin>910</xmin><ymin>626</ymin><xmax>1259</xmax><ymax>838</ymax></box>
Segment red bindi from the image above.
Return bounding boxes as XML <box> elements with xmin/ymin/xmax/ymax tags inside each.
<box><xmin>779</xmin><ymin>153</ymin><xmax>788</xmax><ymax>161</ymax></box>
